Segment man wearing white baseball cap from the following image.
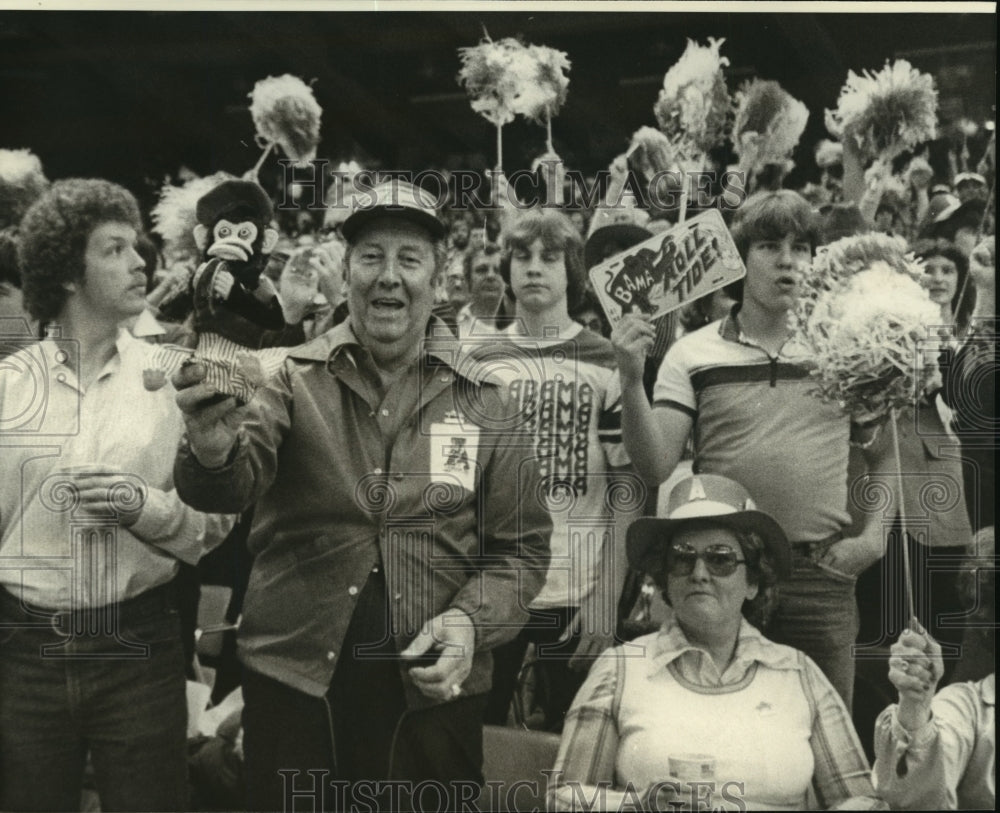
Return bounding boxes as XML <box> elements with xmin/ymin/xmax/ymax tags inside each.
<box><xmin>172</xmin><ymin>179</ymin><xmax>552</xmax><ymax>811</ymax></box>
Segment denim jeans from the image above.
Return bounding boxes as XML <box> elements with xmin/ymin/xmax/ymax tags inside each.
<box><xmin>765</xmin><ymin>553</ymin><xmax>860</xmax><ymax>711</ymax></box>
<box><xmin>0</xmin><ymin>584</ymin><xmax>189</xmax><ymax>812</ymax></box>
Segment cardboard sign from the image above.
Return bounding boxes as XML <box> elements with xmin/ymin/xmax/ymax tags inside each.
<box><xmin>588</xmin><ymin>209</ymin><xmax>745</xmax><ymax>326</ymax></box>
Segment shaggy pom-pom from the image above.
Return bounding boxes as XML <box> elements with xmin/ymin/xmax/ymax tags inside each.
<box><xmin>825</xmin><ymin>59</ymin><xmax>938</xmax><ymax>162</ymax></box>
<box><xmin>798</xmin><ymin>231</ymin><xmax>925</xmax><ymax>325</ymax></box>
<box><xmin>457</xmin><ymin>37</ymin><xmax>533</xmax><ymax>127</ymax></box>
<box><xmin>732</xmin><ymin>79</ymin><xmax>809</xmax><ymax>173</ymax></box>
<box><xmin>0</xmin><ymin>148</ymin><xmax>49</xmax><ymax>228</ymax></box>
<box><xmin>801</xmin><ymin>262</ymin><xmax>941</xmax><ymax>419</ymax></box>
<box><xmin>653</xmin><ymin>37</ymin><xmax>732</xmax><ymax>163</ymax></box>
<box><xmin>249</xmin><ymin>74</ymin><xmax>323</xmax><ymax>164</ymax></box>
<box><xmin>514</xmin><ymin>44</ymin><xmax>571</xmax><ymax>126</ymax></box>
<box><xmin>627</xmin><ymin>126</ymin><xmax>679</xmax><ymax>180</ymax></box>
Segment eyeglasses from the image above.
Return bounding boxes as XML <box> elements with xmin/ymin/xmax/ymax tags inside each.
<box><xmin>667</xmin><ymin>543</ymin><xmax>746</xmax><ymax>577</ymax></box>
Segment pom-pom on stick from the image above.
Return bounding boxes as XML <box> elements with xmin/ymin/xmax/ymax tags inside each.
<box><xmin>801</xmin><ymin>262</ymin><xmax>940</xmax><ymax>421</ymax></box>
<box><xmin>732</xmin><ymin>79</ymin><xmax>809</xmax><ymax>183</ymax></box>
<box><xmin>653</xmin><ymin>37</ymin><xmax>732</xmax><ymax>221</ymax></box>
<box><xmin>627</xmin><ymin>126</ymin><xmax>679</xmax><ymax>181</ymax></box>
<box><xmin>653</xmin><ymin>37</ymin><xmax>732</xmax><ymax>168</ymax></box>
<box><xmin>518</xmin><ymin>44</ymin><xmax>571</xmax><ymax>205</ymax></box>
<box><xmin>515</xmin><ymin>44</ymin><xmax>571</xmax><ymax>153</ymax></box>
<box><xmin>457</xmin><ymin>35</ymin><xmax>534</xmax><ymax>172</ymax></box>
<box><xmin>248</xmin><ymin>74</ymin><xmax>323</xmax><ymax>177</ymax></box>
<box><xmin>0</xmin><ymin>148</ymin><xmax>49</xmax><ymax>228</ymax></box>
<box><xmin>797</xmin><ymin>231</ymin><xmax>925</xmax><ymax>326</ymax></box>
<box><xmin>800</xmin><ymin>256</ymin><xmax>940</xmax><ymax>623</ymax></box>
<box><xmin>825</xmin><ymin>59</ymin><xmax>938</xmax><ymax>164</ymax></box>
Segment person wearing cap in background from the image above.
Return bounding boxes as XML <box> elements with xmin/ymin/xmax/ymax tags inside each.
<box><xmin>613</xmin><ymin>190</ymin><xmax>894</xmax><ymax>711</ymax></box>
<box><xmin>920</xmin><ymin>185</ymin><xmax>960</xmax><ymax>235</ymax></box>
<box><xmin>171</xmin><ymin>179</ymin><xmax>552</xmax><ymax>811</ymax></box>
<box><xmin>928</xmin><ymin>196</ymin><xmax>989</xmax><ymax>258</ymax></box>
<box><xmin>953</xmin><ymin>171</ymin><xmax>989</xmax><ymax>205</ymax></box>
<box><xmin>549</xmin><ymin>474</ymin><xmax>878</xmax><ymax>811</ymax></box>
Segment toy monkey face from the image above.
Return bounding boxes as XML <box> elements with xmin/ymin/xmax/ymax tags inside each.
<box><xmin>193</xmin><ymin>217</ymin><xmax>278</xmax><ymax>265</ymax></box>
<box><xmin>208</xmin><ymin>219</ymin><xmax>259</xmax><ymax>262</ymax></box>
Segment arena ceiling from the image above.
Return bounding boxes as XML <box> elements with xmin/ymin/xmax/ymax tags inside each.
<box><xmin>0</xmin><ymin>9</ymin><xmax>994</xmax><ymax>213</ymax></box>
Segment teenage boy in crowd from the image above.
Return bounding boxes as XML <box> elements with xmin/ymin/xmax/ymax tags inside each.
<box><xmin>0</xmin><ymin>179</ymin><xmax>232</xmax><ymax>811</ymax></box>
<box><xmin>481</xmin><ymin>208</ymin><xmax>641</xmax><ymax>731</ymax></box>
<box><xmin>612</xmin><ymin>190</ymin><xmax>892</xmax><ymax>709</ymax></box>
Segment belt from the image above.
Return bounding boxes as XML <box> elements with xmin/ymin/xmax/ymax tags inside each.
<box><xmin>0</xmin><ymin>581</ymin><xmax>178</xmax><ymax>634</ymax></box>
<box><xmin>790</xmin><ymin>532</ymin><xmax>844</xmax><ymax>558</ymax></box>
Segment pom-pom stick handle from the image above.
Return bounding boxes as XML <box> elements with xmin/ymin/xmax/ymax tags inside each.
<box><xmin>247</xmin><ymin>142</ymin><xmax>275</xmax><ymax>184</ymax></box>
<box><xmin>496</xmin><ymin>123</ymin><xmax>503</xmax><ymax>174</ymax></box>
<box><xmin>888</xmin><ymin>408</ymin><xmax>916</xmax><ymax>622</ymax></box>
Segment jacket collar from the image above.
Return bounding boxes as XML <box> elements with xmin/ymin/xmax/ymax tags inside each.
<box><xmin>646</xmin><ymin>608</ymin><xmax>801</xmax><ymax>679</ymax></box>
<box><xmin>286</xmin><ymin>316</ymin><xmax>498</xmax><ymax>387</ymax></box>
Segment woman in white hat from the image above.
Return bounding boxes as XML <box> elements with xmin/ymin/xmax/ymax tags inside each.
<box><xmin>549</xmin><ymin>473</ymin><xmax>878</xmax><ymax>811</ymax></box>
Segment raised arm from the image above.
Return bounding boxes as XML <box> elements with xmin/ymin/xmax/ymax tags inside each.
<box><xmin>612</xmin><ymin>313</ymin><xmax>692</xmax><ymax>486</ymax></box>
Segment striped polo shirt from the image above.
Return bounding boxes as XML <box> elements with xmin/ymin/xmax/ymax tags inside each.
<box><xmin>652</xmin><ymin>310</ymin><xmax>852</xmax><ymax>543</ymax></box>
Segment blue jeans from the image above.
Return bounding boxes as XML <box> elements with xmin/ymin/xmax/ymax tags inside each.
<box><xmin>0</xmin><ymin>584</ymin><xmax>189</xmax><ymax>812</ymax></box>
<box><xmin>765</xmin><ymin>553</ymin><xmax>860</xmax><ymax>710</ymax></box>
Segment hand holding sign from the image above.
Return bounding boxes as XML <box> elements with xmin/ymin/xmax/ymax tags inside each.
<box><xmin>611</xmin><ymin>310</ymin><xmax>655</xmax><ymax>387</ymax></box>
<box><xmin>589</xmin><ymin>209</ymin><xmax>745</xmax><ymax>328</ymax></box>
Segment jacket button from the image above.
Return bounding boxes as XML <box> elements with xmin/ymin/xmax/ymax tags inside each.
<box><xmin>326</xmin><ymin>651</ymin><xmax>336</xmax><ymax>661</ymax></box>
<box><xmin>348</xmin><ymin>585</ymin><xmax>359</xmax><ymax>596</ymax></box>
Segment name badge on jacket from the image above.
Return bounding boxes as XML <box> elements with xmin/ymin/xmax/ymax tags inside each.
<box><xmin>429</xmin><ymin>415</ymin><xmax>480</xmax><ymax>492</ymax></box>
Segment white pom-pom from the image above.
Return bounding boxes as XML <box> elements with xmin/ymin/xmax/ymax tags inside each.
<box><xmin>249</xmin><ymin>74</ymin><xmax>323</xmax><ymax>165</ymax></box>
<box><xmin>458</xmin><ymin>37</ymin><xmax>532</xmax><ymax>127</ymax></box>
<box><xmin>732</xmin><ymin>79</ymin><xmax>809</xmax><ymax>173</ymax></box>
<box><xmin>513</xmin><ymin>44</ymin><xmax>571</xmax><ymax>125</ymax></box>
<box><xmin>825</xmin><ymin>59</ymin><xmax>937</xmax><ymax>162</ymax></box>
<box><xmin>800</xmin><ymin>254</ymin><xmax>940</xmax><ymax>419</ymax></box>
<box><xmin>653</xmin><ymin>37</ymin><xmax>732</xmax><ymax>163</ymax></box>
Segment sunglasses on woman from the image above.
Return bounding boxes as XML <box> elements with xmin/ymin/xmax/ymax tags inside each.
<box><xmin>667</xmin><ymin>542</ymin><xmax>747</xmax><ymax>577</ymax></box>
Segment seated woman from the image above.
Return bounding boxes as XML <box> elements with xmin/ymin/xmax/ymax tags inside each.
<box><xmin>549</xmin><ymin>474</ymin><xmax>879</xmax><ymax>811</ymax></box>
<box><xmin>872</xmin><ymin>527</ymin><xmax>995</xmax><ymax>810</ymax></box>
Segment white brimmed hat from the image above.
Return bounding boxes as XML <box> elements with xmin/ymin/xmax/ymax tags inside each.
<box><xmin>626</xmin><ymin>474</ymin><xmax>791</xmax><ymax>579</ymax></box>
